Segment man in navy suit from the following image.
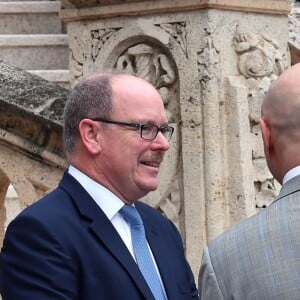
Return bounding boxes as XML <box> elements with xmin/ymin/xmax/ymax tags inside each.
<box><xmin>0</xmin><ymin>73</ymin><xmax>198</xmax><ymax>299</ymax></box>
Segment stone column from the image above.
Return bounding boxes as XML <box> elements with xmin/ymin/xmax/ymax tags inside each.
<box><xmin>60</xmin><ymin>0</ymin><xmax>291</xmax><ymax>275</ymax></box>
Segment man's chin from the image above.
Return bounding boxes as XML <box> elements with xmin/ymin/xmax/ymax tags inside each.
<box><xmin>141</xmin><ymin>180</ymin><xmax>159</xmax><ymax>193</ymax></box>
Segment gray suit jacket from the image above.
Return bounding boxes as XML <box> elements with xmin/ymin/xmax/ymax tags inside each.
<box><xmin>199</xmin><ymin>174</ymin><xmax>300</xmax><ymax>300</ymax></box>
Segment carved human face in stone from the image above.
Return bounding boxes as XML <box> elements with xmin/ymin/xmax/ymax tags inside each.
<box><xmin>98</xmin><ymin>75</ymin><xmax>170</xmax><ymax>204</ymax></box>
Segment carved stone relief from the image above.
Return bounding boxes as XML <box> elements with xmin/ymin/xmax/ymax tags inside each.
<box><xmin>114</xmin><ymin>43</ymin><xmax>177</xmax><ymax>120</ymax></box>
<box><xmin>91</xmin><ymin>28</ymin><xmax>121</xmax><ymax>62</ymax></box>
<box><xmin>234</xmin><ymin>32</ymin><xmax>287</xmax><ymax>211</ymax></box>
<box><xmin>156</xmin><ymin>22</ymin><xmax>188</xmax><ymax>58</ymax></box>
<box><xmin>198</xmin><ymin>30</ymin><xmax>219</xmax><ymax>83</ymax></box>
<box><xmin>234</xmin><ymin>32</ymin><xmax>285</xmax><ymax>79</ymax></box>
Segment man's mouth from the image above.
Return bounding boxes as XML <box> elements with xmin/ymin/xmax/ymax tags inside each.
<box><xmin>141</xmin><ymin>161</ymin><xmax>160</xmax><ymax>168</ymax></box>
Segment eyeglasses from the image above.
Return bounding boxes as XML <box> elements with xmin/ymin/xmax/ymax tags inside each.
<box><xmin>89</xmin><ymin>117</ymin><xmax>174</xmax><ymax>141</ymax></box>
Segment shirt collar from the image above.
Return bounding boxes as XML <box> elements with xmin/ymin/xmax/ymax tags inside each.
<box><xmin>68</xmin><ymin>165</ymin><xmax>124</xmax><ymax>220</ymax></box>
<box><xmin>282</xmin><ymin>165</ymin><xmax>300</xmax><ymax>185</ymax></box>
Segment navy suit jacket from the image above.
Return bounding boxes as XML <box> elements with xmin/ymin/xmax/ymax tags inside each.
<box><xmin>0</xmin><ymin>172</ymin><xmax>198</xmax><ymax>299</ymax></box>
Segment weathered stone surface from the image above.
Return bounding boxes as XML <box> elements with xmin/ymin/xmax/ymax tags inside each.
<box><xmin>61</xmin><ymin>0</ymin><xmax>148</xmax><ymax>8</ymax></box>
<box><xmin>60</xmin><ymin>0</ymin><xmax>291</xmax><ymax>276</ymax></box>
<box><xmin>289</xmin><ymin>0</ymin><xmax>300</xmax><ymax>48</ymax></box>
<box><xmin>0</xmin><ymin>60</ymin><xmax>68</xmax><ymax>159</ymax></box>
<box><xmin>289</xmin><ymin>1</ymin><xmax>300</xmax><ymax>64</ymax></box>
<box><xmin>0</xmin><ymin>60</ymin><xmax>69</xmax><ymax>249</ymax></box>
<box><xmin>1</xmin><ymin>0</ymin><xmax>295</xmax><ymax>280</ymax></box>
<box><xmin>59</xmin><ymin>0</ymin><xmax>291</xmax><ymax>21</ymax></box>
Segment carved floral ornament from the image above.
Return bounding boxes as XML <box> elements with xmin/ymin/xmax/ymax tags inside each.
<box><xmin>197</xmin><ymin>32</ymin><xmax>219</xmax><ymax>83</ymax></box>
<box><xmin>234</xmin><ymin>32</ymin><xmax>285</xmax><ymax>79</ymax></box>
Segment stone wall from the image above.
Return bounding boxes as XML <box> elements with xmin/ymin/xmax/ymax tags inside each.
<box><xmin>59</xmin><ymin>0</ymin><xmax>291</xmax><ymax>275</ymax></box>
<box><xmin>289</xmin><ymin>0</ymin><xmax>300</xmax><ymax>48</ymax></box>
<box><xmin>289</xmin><ymin>0</ymin><xmax>300</xmax><ymax>64</ymax></box>
<box><xmin>0</xmin><ymin>0</ymin><xmax>295</xmax><ymax>279</ymax></box>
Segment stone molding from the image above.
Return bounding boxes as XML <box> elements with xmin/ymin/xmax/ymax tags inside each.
<box><xmin>0</xmin><ymin>61</ymin><xmax>68</xmax><ymax>167</ymax></box>
<box><xmin>60</xmin><ymin>0</ymin><xmax>291</xmax><ymax>21</ymax></box>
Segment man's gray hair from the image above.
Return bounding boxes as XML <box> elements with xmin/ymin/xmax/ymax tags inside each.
<box><xmin>63</xmin><ymin>73</ymin><xmax>114</xmax><ymax>155</ymax></box>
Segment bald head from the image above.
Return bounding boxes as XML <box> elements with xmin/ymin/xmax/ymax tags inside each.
<box><xmin>260</xmin><ymin>63</ymin><xmax>300</xmax><ymax>183</ymax></box>
<box><xmin>262</xmin><ymin>63</ymin><xmax>300</xmax><ymax>134</ymax></box>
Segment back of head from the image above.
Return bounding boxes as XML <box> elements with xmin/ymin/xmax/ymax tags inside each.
<box><xmin>260</xmin><ymin>63</ymin><xmax>300</xmax><ymax>183</ymax></box>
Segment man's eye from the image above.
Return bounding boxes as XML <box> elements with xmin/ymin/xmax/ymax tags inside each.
<box><xmin>142</xmin><ymin>125</ymin><xmax>154</xmax><ymax>132</ymax></box>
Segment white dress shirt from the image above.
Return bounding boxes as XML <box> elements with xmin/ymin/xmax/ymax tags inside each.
<box><xmin>282</xmin><ymin>165</ymin><xmax>300</xmax><ymax>185</ymax></box>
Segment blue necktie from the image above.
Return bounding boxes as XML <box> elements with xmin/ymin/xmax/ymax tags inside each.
<box><xmin>120</xmin><ymin>205</ymin><xmax>165</xmax><ymax>300</ymax></box>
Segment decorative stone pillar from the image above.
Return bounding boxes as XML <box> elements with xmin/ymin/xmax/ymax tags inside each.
<box><xmin>60</xmin><ymin>0</ymin><xmax>291</xmax><ymax>275</ymax></box>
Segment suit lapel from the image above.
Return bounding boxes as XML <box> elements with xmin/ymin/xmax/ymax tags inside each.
<box><xmin>59</xmin><ymin>172</ymin><xmax>154</xmax><ymax>300</ymax></box>
<box><xmin>89</xmin><ymin>217</ymin><xmax>154</xmax><ymax>299</ymax></box>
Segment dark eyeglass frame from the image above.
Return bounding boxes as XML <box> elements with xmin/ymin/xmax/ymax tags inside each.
<box><xmin>89</xmin><ymin>117</ymin><xmax>174</xmax><ymax>141</ymax></box>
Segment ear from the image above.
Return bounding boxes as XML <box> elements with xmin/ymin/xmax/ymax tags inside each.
<box><xmin>259</xmin><ymin>118</ymin><xmax>272</xmax><ymax>158</ymax></box>
<box><xmin>78</xmin><ymin>119</ymin><xmax>102</xmax><ymax>155</ymax></box>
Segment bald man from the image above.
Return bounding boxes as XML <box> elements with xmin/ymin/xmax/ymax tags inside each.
<box><xmin>198</xmin><ymin>63</ymin><xmax>300</xmax><ymax>300</ymax></box>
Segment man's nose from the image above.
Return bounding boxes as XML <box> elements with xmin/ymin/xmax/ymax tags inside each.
<box><xmin>151</xmin><ymin>131</ymin><xmax>170</xmax><ymax>151</ymax></box>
